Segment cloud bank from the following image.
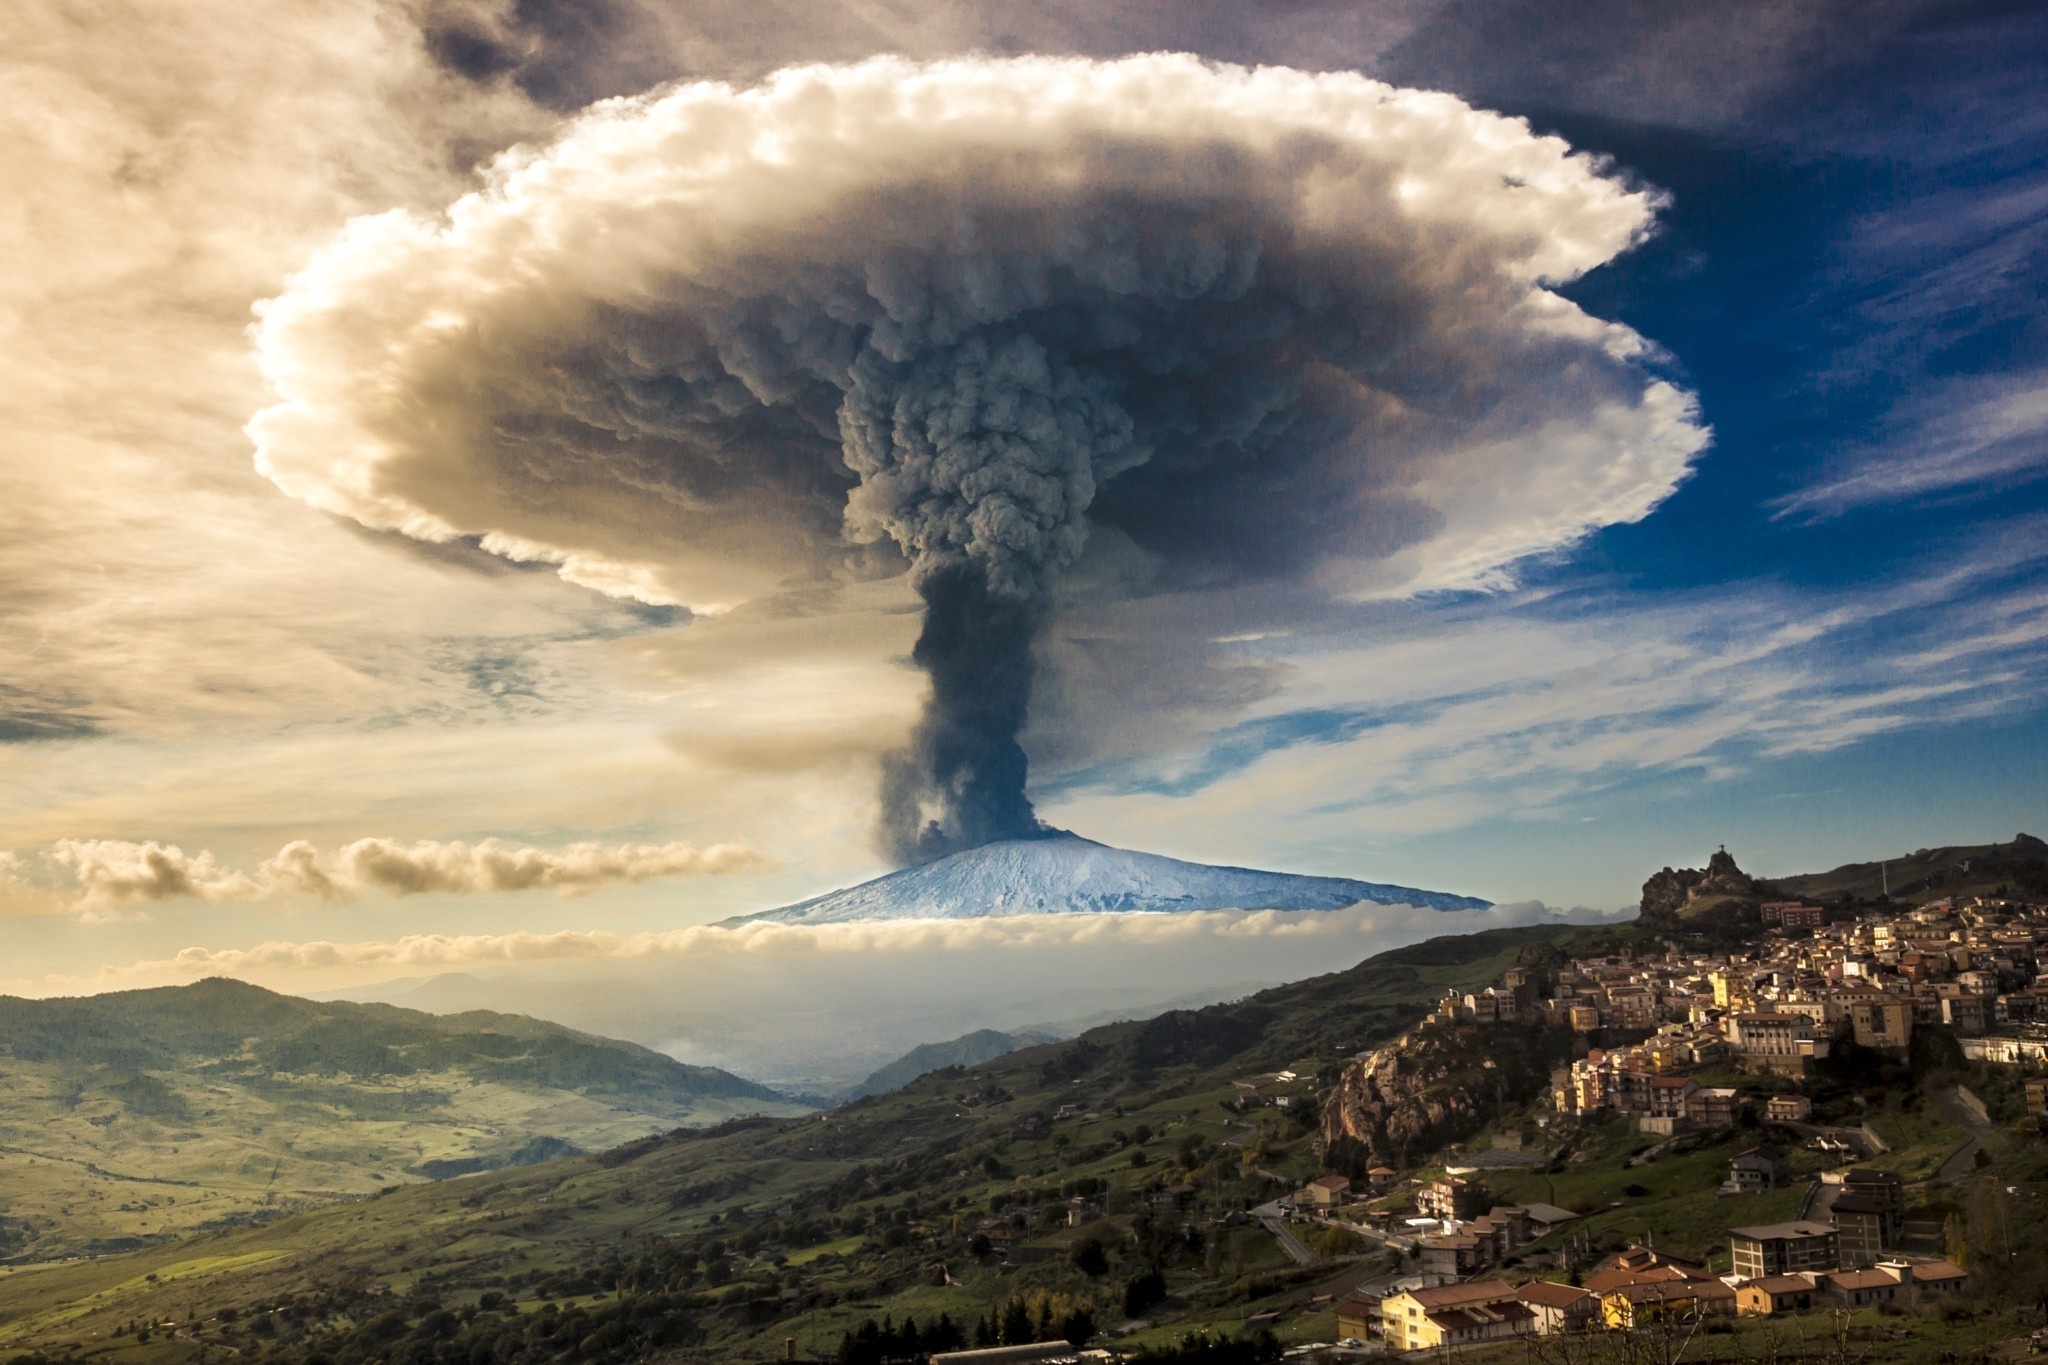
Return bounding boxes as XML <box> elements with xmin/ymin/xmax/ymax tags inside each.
<box><xmin>250</xmin><ymin>53</ymin><xmax>1706</xmax><ymax>862</ymax></box>
<box><xmin>45</xmin><ymin>836</ymin><xmax>772</xmax><ymax>911</ymax></box>
<box><xmin>53</xmin><ymin>897</ymin><xmax>1623</xmax><ymax>993</ymax></box>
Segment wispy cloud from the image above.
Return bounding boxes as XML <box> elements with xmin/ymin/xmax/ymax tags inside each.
<box><xmin>1046</xmin><ymin>522</ymin><xmax>2048</xmax><ymax>853</ymax></box>
<box><xmin>1773</xmin><ymin>371</ymin><xmax>2048</xmax><ymax>519</ymax></box>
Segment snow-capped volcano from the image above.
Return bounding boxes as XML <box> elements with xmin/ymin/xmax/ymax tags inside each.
<box><xmin>723</xmin><ymin>834</ymin><xmax>1489</xmax><ymax>925</ymax></box>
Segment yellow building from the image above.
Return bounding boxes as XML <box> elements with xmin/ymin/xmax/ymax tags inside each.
<box><xmin>1379</xmin><ymin>1282</ymin><xmax>1525</xmax><ymax>1351</ymax></box>
<box><xmin>1711</xmin><ymin>971</ymin><xmax>1750</xmax><ymax>1009</ymax></box>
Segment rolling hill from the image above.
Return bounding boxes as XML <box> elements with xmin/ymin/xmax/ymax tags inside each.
<box><xmin>0</xmin><ymin>979</ymin><xmax>812</xmax><ymax>1260</ymax></box>
<box><xmin>847</xmin><ymin>1028</ymin><xmax>1064</xmax><ymax>1101</ymax></box>
<box><xmin>0</xmin><ymin>924</ymin><xmax>1574</xmax><ymax>1361</ymax></box>
<box><xmin>1769</xmin><ymin>832</ymin><xmax>2048</xmax><ymax>904</ymax></box>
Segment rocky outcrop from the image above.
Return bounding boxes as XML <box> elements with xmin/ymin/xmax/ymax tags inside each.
<box><xmin>1639</xmin><ymin>849</ymin><xmax>1759</xmax><ymax>922</ymax></box>
<box><xmin>1320</xmin><ymin>1017</ymin><xmax>1573</xmax><ymax>1173</ymax></box>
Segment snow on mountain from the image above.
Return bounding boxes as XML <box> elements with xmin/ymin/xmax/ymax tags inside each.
<box><xmin>723</xmin><ymin>834</ymin><xmax>1489</xmax><ymax>925</ymax></box>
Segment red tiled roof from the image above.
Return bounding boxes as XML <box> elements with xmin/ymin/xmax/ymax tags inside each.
<box><xmin>1516</xmin><ymin>1282</ymin><xmax>1596</xmax><ymax>1309</ymax></box>
<box><xmin>1405</xmin><ymin>1281</ymin><xmax>1518</xmax><ymax>1309</ymax></box>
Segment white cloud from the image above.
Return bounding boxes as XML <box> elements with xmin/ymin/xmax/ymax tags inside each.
<box><xmin>42</xmin><ymin>898</ymin><xmax>1622</xmax><ymax>994</ymax></box>
<box><xmin>48</xmin><ymin>840</ymin><xmax>264</xmax><ymax>917</ymax></box>
<box><xmin>45</xmin><ymin>835</ymin><xmax>773</xmax><ymax>911</ymax></box>
<box><xmin>249</xmin><ymin>52</ymin><xmax>1703</xmax><ymax>615</ymax></box>
<box><xmin>1773</xmin><ymin>370</ymin><xmax>2048</xmax><ymax>519</ymax></box>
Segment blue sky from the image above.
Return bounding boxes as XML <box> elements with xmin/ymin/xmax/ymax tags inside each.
<box><xmin>2</xmin><ymin>0</ymin><xmax>2044</xmax><ymax>994</ymax></box>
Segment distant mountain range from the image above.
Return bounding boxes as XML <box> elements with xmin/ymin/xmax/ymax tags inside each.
<box><xmin>847</xmin><ymin>1027</ymin><xmax>1063</xmax><ymax>1100</ymax></box>
<box><xmin>0</xmin><ymin>979</ymin><xmax>811</xmax><ymax>1260</ymax></box>
<box><xmin>725</xmin><ymin>833</ymin><xmax>1491</xmax><ymax>925</ymax></box>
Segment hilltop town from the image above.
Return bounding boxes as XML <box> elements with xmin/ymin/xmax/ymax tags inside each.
<box><xmin>1283</xmin><ymin>843</ymin><xmax>2048</xmax><ymax>1357</ymax></box>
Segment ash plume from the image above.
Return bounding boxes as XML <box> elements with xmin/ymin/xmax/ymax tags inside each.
<box><xmin>250</xmin><ymin>55</ymin><xmax>1707</xmax><ymax>863</ymax></box>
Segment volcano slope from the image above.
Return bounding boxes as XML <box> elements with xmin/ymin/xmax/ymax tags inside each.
<box><xmin>0</xmin><ymin>925</ymin><xmax>1573</xmax><ymax>1362</ymax></box>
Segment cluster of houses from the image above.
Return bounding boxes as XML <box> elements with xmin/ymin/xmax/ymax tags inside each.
<box><xmin>1313</xmin><ymin>895</ymin><xmax>2048</xmax><ymax>1351</ymax></box>
<box><xmin>1343</xmin><ymin>1230</ymin><xmax>1969</xmax><ymax>1352</ymax></box>
<box><xmin>1430</xmin><ymin>895</ymin><xmax>2048</xmax><ymax>1130</ymax></box>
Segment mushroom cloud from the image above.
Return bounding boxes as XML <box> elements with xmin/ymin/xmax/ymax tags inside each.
<box><xmin>249</xmin><ymin>54</ymin><xmax>1707</xmax><ymax>864</ymax></box>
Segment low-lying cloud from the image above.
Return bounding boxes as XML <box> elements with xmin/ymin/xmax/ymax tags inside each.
<box><xmin>52</xmin><ymin>898</ymin><xmax>1625</xmax><ymax>993</ymax></box>
<box><xmin>45</xmin><ymin>836</ymin><xmax>773</xmax><ymax>911</ymax></box>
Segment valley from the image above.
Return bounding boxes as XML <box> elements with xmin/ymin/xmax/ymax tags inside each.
<box><xmin>0</xmin><ymin>981</ymin><xmax>813</xmax><ymax>1261</ymax></box>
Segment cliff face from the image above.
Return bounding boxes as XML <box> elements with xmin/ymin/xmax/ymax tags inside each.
<box><xmin>1320</xmin><ymin>1016</ymin><xmax>1573</xmax><ymax>1172</ymax></box>
<box><xmin>1639</xmin><ymin>849</ymin><xmax>1760</xmax><ymax>922</ymax></box>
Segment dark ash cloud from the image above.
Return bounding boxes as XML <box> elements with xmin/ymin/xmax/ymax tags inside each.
<box><xmin>251</xmin><ymin>55</ymin><xmax>1703</xmax><ymax>862</ymax></box>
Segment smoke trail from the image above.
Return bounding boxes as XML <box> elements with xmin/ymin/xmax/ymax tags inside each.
<box><xmin>249</xmin><ymin>55</ymin><xmax>1708</xmax><ymax>863</ymax></box>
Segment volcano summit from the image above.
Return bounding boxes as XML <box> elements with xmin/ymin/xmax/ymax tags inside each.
<box><xmin>723</xmin><ymin>833</ymin><xmax>1489</xmax><ymax>925</ymax></box>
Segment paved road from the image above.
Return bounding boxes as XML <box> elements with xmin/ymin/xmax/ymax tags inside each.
<box><xmin>1928</xmin><ymin>1084</ymin><xmax>1993</xmax><ymax>1183</ymax></box>
<box><xmin>1305</xmin><ymin>1212</ymin><xmax>1416</xmax><ymax>1254</ymax></box>
<box><xmin>1253</xmin><ymin>1200</ymin><xmax>1319</xmax><ymax>1266</ymax></box>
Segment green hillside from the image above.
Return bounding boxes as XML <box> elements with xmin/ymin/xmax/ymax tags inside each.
<box><xmin>849</xmin><ymin>1030</ymin><xmax>1063</xmax><ymax>1101</ymax></box>
<box><xmin>0</xmin><ymin>925</ymin><xmax>1575</xmax><ymax>1362</ymax></box>
<box><xmin>0</xmin><ymin>980</ymin><xmax>812</xmax><ymax>1260</ymax></box>
<box><xmin>1769</xmin><ymin>832</ymin><xmax>2048</xmax><ymax>905</ymax></box>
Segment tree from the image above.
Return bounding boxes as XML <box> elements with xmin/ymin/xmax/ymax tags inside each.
<box><xmin>1124</xmin><ymin>1270</ymin><xmax>1168</xmax><ymax>1318</ymax></box>
<box><xmin>1000</xmin><ymin>1297</ymin><xmax>1034</xmax><ymax>1345</ymax></box>
<box><xmin>1071</xmin><ymin>1238</ymin><xmax>1109</xmax><ymax>1277</ymax></box>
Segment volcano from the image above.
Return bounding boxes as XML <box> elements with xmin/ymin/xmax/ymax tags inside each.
<box><xmin>723</xmin><ymin>833</ymin><xmax>1489</xmax><ymax>925</ymax></box>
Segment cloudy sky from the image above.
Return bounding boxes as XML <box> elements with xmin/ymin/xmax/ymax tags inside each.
<box><xmin>4</xmin><ymin>0</ymin><xmax>2045</xmax><ymax>999</ymax></box>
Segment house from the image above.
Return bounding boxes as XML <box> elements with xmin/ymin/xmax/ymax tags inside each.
<box><xmin>1820</xmin><ymin>1169</ymin><xmax>1905</xmax><ymax>1246</ymax></box>
<box><xmin>1646</xmin><ymin>1076</ymin><xmax>1697</xmax><ymax>1125</ymax></box>
<box><xmin>1816</xmin><ymin>1267</ymin><xmax>1902</xmax><ymax>1309</ymax></box>
<box><xmin>1847</xmin><ymin>998</ymin><xmax>1913</xmax><ymax>1055</ymax></box>
<box><xmin>1521</xmin><ymin>1203</ymin><xmax>1581</xmax><ymax>1236</ymax></box>
<box><xmin>1419</xmin><ymin>1233</ymin><xmax>1489</xmax><ymax>1278</ymax></box>
<box><xmin>1761</xmin><ymin>902</ymin><xmax>1826</xmax><ymax>929</ymax></box>
<box><xmin>2027</xmin><ymin>1079</ymin><xmax>2048</xmax><ymax>1117</ymax></box>
<box><xmin>1736</xmin><ymin>1275</ymin><xmax>1817</xmax><ymax>1316</ymax></box>
<box><xmin>1686</xmin><ymin>1087</ymin><xmax>1742</xmax><ymax>1128</ymax></box>
<box><xmin>1765</xmin><ymin>1094</ymin><xmax>1814</xmax><ymax>1122</ymax></box>
<box><xmin>1417</xmin><ymin>1300</ymin><xmax>1536</xmax><ymax>1349</ymax></box>
<box><xmin>1367</xmin><ymin>1166</ymin><xmax>1399</xmax><ymax>1191</ymax></box>
<box><xmin>1728</xmin><ymin>1222</ymin><xmax>1840</xmax><ymax>1280</ymax></box>
<box><xmin>1941</xmin><ymin>994</ymin><xmax>1991</xmax><ymax>1036</ymax></box>
<box><xmin>1516</xmin><ymin>1281</ymin><xmax>1599</xmax><ymax>1335</ymax></box>
<box><xmin>1586</xmin><ymin>1245</ymin><xmax>1708</xmax><ymax>1286</ymax></box>
<box><xmin>1335</xmin><ymin>1298</ymin><xmax>1377</xmax><ymax>1342</ymax></box>
<box><xmin>1722</xmin><ymin>1144</ymin><xmax>1791</xmax><ymax>1194</ymax></box>
<box><xmin>1478</xmin><ymin>1206</ymin><xmax>1530</xmax><ymax>1249</ymax></box>
<box><xmin>1416</xmin><ymin>1175</ymin><xmax>1489</xmax><ymax>1222</ymax></box>
<box><xmin>1725</xmin><ymin>1012</ymin><xmax>1827</xmax><ymax>1075</ymax></box>
<box><xmin>1828</xmin><ymin>1192</ymin><xmax>1894</xmax><ymax>1266</ymax></box>
<box><xmin>1600</xmin><ymin>1278</ymin><xmax>1738</xmax><ymax>1329</ymax></box>
<box><xmin>1379</xmin><ymin>1282</ymin><xmax>1525</xmax><ymax>1352</ymax></box>
<box><xmin>1299</xmin><ymin>1174</ymin><xmax>1351</xmax><ymax>1209</ymax></box>
<box><xmin>1908</xmin><ymin>1260</ymin><xmax>1968</xmax><ymax>1296</ymax></box>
